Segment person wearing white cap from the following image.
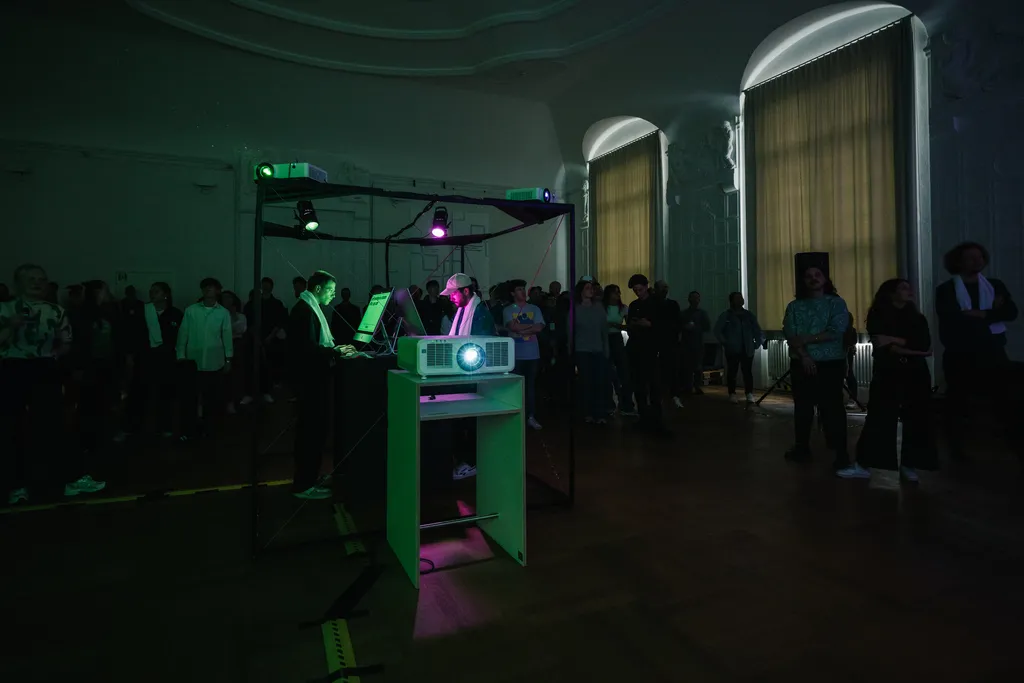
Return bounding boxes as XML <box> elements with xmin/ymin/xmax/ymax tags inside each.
<box><xmin>441</xmin><ymin>273</ymin><xmax>495</xmax><ymax>337</ymax></box>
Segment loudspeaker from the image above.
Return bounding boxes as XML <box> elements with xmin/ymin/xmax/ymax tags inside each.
<box><xmin>794</xmin><ymin>252</ymin><xmax>830</xmax><ymax>294</ymax></box>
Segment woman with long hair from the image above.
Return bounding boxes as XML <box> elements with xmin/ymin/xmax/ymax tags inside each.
<box><xmin>72</xmin><ymin>280</ymin><xmax>123</xmax><ymax>454</ymax></box>
<box><xmin>573</xmin><ymin>279</ymin><xmax>609</xmax><ymax>423</ymax></box>
<box><xmin>602</xmin><ymin>284</ymin><xmax>636</xmax><ymax>416</ymax></box>
<box><xmin>845</xmin><ymin>279</ymin><xmax>936</xmax><ymax>481</ymax></box>
<box><xmin>221</xmin><ymin>291</ymin><xmax>248</xmax><ymax>414</ymax></box>
<box><xmin>782</xmin><ymin>267</ymin><xmax>851</xmax><ymax>468</ymax></box>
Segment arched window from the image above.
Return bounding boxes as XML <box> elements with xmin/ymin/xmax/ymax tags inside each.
<box><xmin>582</xmin><ymin>117</ymin><xmax>668</xmax><ymax>299</ymax></box>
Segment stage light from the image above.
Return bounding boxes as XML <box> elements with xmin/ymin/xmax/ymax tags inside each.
<box><xmin>431</xmin><ymin>207</ymin><xmax>449</xmax><ymax>238</ymax></box>
<box><xmin>456</xmin><ymin>343</ymin><xmax>485</xmax><ymax>372</ymax></box>
<box><xmin>296</xmin><ymin>200</ymin><xmax>319</xmax><ymax>231</ymax></box>
<box><xmin>256</xmin><ymin>162</ymin><xmax>274</xmax><ymax>179</ymax></box>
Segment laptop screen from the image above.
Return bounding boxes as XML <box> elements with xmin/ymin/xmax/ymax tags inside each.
<box><xmin>354</xmin><ymin>291</ymin><xmax>392</xmax><ymax>344</ymax></box>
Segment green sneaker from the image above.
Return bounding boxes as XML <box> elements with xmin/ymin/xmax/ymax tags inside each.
<box><xmin>64</xmin><ymin>475</ymin><xmax>107</xmax><ymax>497</ymax></box>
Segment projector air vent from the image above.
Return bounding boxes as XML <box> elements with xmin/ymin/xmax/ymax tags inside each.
<box><xmin>484</xmin><ymin>341</ymin><xmax>508</xmax><ymax>368</ymax></box>
<box><xmin>425</xmin><ymin>341</ymin><xmax>453</xmax><ymax>368</ymax></box>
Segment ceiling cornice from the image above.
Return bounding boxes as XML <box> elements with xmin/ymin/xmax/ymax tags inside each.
<box><xmin>229</xmin><ymin>0</ymin><xmax>581</xmax><ymax>41</ymax></box>
<box><xmin>126</xmin><ymin>0</ymin><xmax>675</xmax><ymax>78</ymax></box>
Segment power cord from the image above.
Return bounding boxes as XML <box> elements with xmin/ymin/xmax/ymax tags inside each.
<box><xmin>384</xmin><ymin>200</ymin><xmax>436</xmax><ymax>288</ymax></box>
<box><xmin>419</xmin><ymin>557</ymin><xmax>436</xmax><ymax>575</ymax></box>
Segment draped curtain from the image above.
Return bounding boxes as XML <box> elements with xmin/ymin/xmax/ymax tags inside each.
<box><xmin>590</xmin><ymin>133</ymin><xmax>659</xmax><ymax>300</ymax></box>
<box><xmin>745</xmin><ymin>19</ymin><xmax>912</xmax><ymax>327</ymax></box>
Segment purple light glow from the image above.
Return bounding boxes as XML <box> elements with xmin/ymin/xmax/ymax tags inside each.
<box><xmin>430</xmin><ymin>226</ymin><xmax>446</xmax><ymax>238</ymax></box>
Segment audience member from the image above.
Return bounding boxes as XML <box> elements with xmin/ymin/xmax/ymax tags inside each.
<box><xmin>783</xmin><ymin>268</ymin><xmax>850</xmax><ymax>468</ymax></box>
<box><xmin>847</xmin><ymin>278</ymin><xmax>936</xmax><ymax>481</ymax></box>
<box><xmin>714</xmin><ymin>292</ymin><xmax>763</xmax><ymax>404</ymax></box>
<box><xmin>243</xmin><ymin>277</ymin><xmax>288</xmax><ymax>404</ymax></box>
<box><xmin>574</xmin><ymin>279</ymin><xmax>609</xmax><ymax>423</ymax></box>
<box><xmin>626</xmin><ymin>274</ymin><xmax>666</xmax><ymax>434</ymax></box>
<box><xmin>71</xmin><ymin>280</ymin><xmax>124</xmax><ymax>454</ymax></box>
<box><xmin>332</xmin><ymin>287</ymin><xmax>362</xmax><ymax>345</ymax></box>
<box><xmin>603</xmin><ymin>284</ymin><xmax>636</xmax><ymax>416</ymax></box>
<box><xmin>222</xmin><ymin>291</ymin><xmax>248</xmax><ymax>414</ymax></box>
<box><xmin>176</xmin><ymin>277</ymin><xmax>233</xmax><ymax>442</ymax></box>
<box><xmin>935</xmin><ymin>241</ymin><xmax>1021</xmax><ymax>463</ymax></box>
<box><xmin>679</xmin><ymin>290</ymin><xmax>710</xmax><ymax>398</ymax></box>
<box><xmin>653</xmin><ymin>281</ymin><xmax>683</xmax><ymax>407</ymax></box>
<box><xmin>119</xmin><ymin>285</ymin><xmax>148</xmax><ymax>361</ymax></box>
<box><xmin>121</xmin><ymin>282</ymin><xmax>181</xmax><ymax>439</ymax></box>
<box><xmin>291</xmin><ymin>276</ymin><xmax>307</xmax><ymax>303</ymax></box>
<box><xmin>418</xmin><ymin>280</ymin><xmax>445</xmax><ymax>335</ymax></box>
<box><xmin>504</xmin><ymin>279</ymin><xmax>545</xmax><ymax>430</ymax></box>
<box><xmin>1</xmin><ymin>264</ymin><xmax>104</xmax><ymax>505</ymax></box>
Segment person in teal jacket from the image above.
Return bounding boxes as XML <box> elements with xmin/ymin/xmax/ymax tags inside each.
<box><xmin>782</xmin><ymin>266</ymin><xmax>850</xmax><ymax>469</ymax></box>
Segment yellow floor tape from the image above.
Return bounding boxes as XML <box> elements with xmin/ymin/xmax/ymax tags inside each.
<box><xmin>332</xmin><ymin>503</ymin><xmax>367</xmax><ymax>556</ymax></box>
<box><xmin>322</xmin><ymin>618</ymin><xmax>361</xmax><ymax>683</ymax></box>
<box><xmin>0</xmin><ymin>479</ymin><xmax>293</xmax><ymax>515</ymax></box>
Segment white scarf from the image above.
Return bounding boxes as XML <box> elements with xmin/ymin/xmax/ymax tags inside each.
<box><xmin>144</xmin><ymin>302</ymin><xmax>163</xmax><ymax>348</ymax></box>
<box><xmin>954</xmin><ymin>274</ymin><xmax>1006</xmax><ymax>335</ymax></box>
<box><xmin>448</xmin><ymin>294</ymin><xmax>481</xmax><ymax>337</ymax></box>
<box><xmin>299</xmin><ymin>290</ymin><xmax>335</xmax><ymax>347</ymax></box>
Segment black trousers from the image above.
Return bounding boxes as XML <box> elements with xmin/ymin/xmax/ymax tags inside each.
<box><xmin>0</xmin><ymin>358</ymin><xmax>78</xmax><ymax>489</ymax></box>
<box><xmin>630</xmin><ymin>352</ymin><xmax>663</xmax><ymax>428</ymax></box>
<box><xmin>725</xmin><ymin>352</ymin><xmax>754</xmax><ymax>394</ymax></box>
<box><xmin>942</xmin><ymin>349</ymin><xmax>1022</xmax><ymax>461</ymax></box>
<box><xmin>680</xmin><ymin>346</ymin><xmax>703</xmax><ymax>393</ymax></box>
<box><xmin>125</xmin><ymin>350</ymin><xmax>177</xmax><ymax>433</ymax></box>
<box><xmin>791</xmin><ymin>358</ymin><xmax>847</xmax><ymax>456</ymax></box>
<box><xmin>77</xmin><ymin>358</ymin><xmax>121</xmax><ymax>452</ymax></box>
<box><xmin>845</xmin><ymin>349</ymin><xmax>858</xmax><ymax>400</ymax></box>
<box><xmin>292</xmin><ymin>372</ymin><xmax>332</xmax><ymax>491</ymax></box>
<box><xmin>178</xmin><ymin>362</ymin><xmax>225</xmax><ymax>438</ymax></box>
<box><xmin>857</xmin><ymin>359</ymin><xmax>936</xmax><ymax>470</ymax></box>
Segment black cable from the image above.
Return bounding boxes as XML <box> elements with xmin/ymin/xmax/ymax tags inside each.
<box><xmin>419</xmin><ymin>557</ymin><xmax>436</xmax><ymax>575</ymax></box>
<box><xmin>384</xmin><ymin>200</ymin><xmax>436</xmax><ymax>288</ymax></box>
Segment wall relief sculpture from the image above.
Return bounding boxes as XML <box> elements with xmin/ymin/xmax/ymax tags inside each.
<box><xmin>938</xmin><ymin>23</ymin><xmax>1024</xmax><ymax>100</ymax></box>
<box><xmin>667</xmin><ymin>121</ymin><xmax>736</xmax><ymax>192</ymax></box>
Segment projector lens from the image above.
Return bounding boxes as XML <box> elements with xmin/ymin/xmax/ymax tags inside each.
<box><xmin>456</xmin><ymin>343</ymin><xmax>485</xmax><ymax>372</ymax></box>
<box><xmin>257</xmin><ymin>163</ymin><xmax>274</xmax><ymax>178</ymax></box>
<box><xmin>543</xmin><ymin>188</ymin><xmax>551</xmax><ymax>202</ymax></box>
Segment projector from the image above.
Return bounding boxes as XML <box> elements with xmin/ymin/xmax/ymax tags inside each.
<box><xmin>397</xmin><ymin>336</ymin><xmax>514</xmax><ymax>377</ymax></box>
<box><xmin>254</xmin><ymin>162</ymin><xmax>329</xmax><ymax>184</ymax></box>
<box><xmin>505</xmin><ymin>187</ymin><xmax>552</xmax><ymax>202</ymax></box>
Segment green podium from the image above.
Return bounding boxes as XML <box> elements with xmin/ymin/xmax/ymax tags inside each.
<box><xmin>386</xmin><ymin>370</ymin><xmax>527</xmax><ymax>588</ymax></box>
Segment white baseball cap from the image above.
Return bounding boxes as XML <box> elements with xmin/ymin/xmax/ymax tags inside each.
<box><xmin>441</xmin><ymin>273</ymin><xmax>474</xmax><ymax>297</ymax></box>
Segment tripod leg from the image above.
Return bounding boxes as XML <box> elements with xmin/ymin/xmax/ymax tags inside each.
<box><xmin>755</xmin><ymin>369</ymin><xmax>791</xmax><ymax>406</ymax></box>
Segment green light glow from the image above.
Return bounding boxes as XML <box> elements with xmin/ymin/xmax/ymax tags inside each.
<box><xmin>305</xmin><ymin>220</ymin><xmax>319</xmax><ymax>231</ymax></box>
<box><xmin>258</xmin><ymin>164</ymin><xmax>274</xmax><ymax>178</ymax></box>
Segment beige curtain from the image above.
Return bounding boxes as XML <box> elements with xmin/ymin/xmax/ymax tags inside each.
<box><xmin>590</xmin><ymin>133</ymin><xmax>659</xmax><ymax>301</ymax></box>
<box><xmin>747</xmin><ymin>21</ymin><xmax>908</xmax><ymax>327</ymax></box>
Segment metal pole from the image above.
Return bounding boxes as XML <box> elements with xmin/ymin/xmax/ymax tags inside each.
<box><xmin>567</xmin><ymin>207</ymin><xmax>576</xmax><ymax>507</ymax></box>
<box><xmin>250</xmin><ymin>183</ymin><xmax>265</xmax><ymax>560</ymax></box>
<box><xmin>419</xmin><ymin>513</ymin><xmax>498</xmax><ymax>531</ymax></box>
<box><xmin>460</xmin><ymin>245</ymin><xmax>466</xmax><ymax>273</ymax></box>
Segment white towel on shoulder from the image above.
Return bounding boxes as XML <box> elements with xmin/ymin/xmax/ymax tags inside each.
<box><xmin>144</xmin><ymin>302</ymin><xmax>163</xmax><ymax>348</ymax></box>
<box><xmin>299</xmin><ymin>290</ymin><xmax>335</xmax><ymax>347</ymax></box>
<box><xmin>448</xmin><ymin>294</ymin><xmax>481</xmax><ymax>337</ymax></box>
<box><xmin>953</xmin><ymin>274</ymin><xmax>1006</xmax><ymax>335</ymax></box>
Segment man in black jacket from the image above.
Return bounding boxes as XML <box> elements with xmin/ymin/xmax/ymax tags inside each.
<box><xmin>935</xmin><ymin>241</ymin><xmax>1020</xmax><ymax>463</ymax></box>
<box><xmin>287</xmin><ymin>270</ymin><xmax>352</xmax><ymax>500</ymax></box>
<box><xmin>627</xmin><ymin>274</ymin><xmax>667</xmax><ymax>435</ymax></box>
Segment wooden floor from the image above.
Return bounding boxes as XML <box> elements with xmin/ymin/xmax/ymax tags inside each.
<box><xmin>3</xmin><ymin>387</ymin><xmax>1024</xmax><ymax>682</ymax></box>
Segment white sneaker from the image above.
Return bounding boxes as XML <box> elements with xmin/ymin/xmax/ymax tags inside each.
<box><xmin>64</xmin><ymin>475</ymin><xmax>107</xmax><ymax>497</ymax></box>
<box><xmin>293</xmin><ymin>486</ymin><xmax>332</xmax><ymax>500</ymax></box>
<box><xmin>745</xmin><ymin>392</ymin><xmax>755</xmax><ymax>403</ymax></box>
<box><xmin>528</xmin><ymin>417</ymin><xmax>542</xmax><ymax>430</ymax></box>
<box><xmin>620</xmin><ymin>409</ymin><xmax>638</xmax><ymax>417</ymax></box>
<box><xmin>226</xmin><ymin>402</ymin><xmax>237</xmax><ymax>415</ymax></box>
<box><xmin>729</xmin><ymin>394</ymin><xmax>739</xmax><ymax>404</ymax></box>
<box><xmin>836</xmin><ymin>463</ymin><xmax>871</xmax><ymax>479</ymax></box>
<box><xmin>262</xmin><ymin>393</ymin><xmax>275</xmax><ymax>404</ymax></box>
<box><xmin>900</xmin><ymin>467</ymin><xmax>919</xmax><ymax>482</ymax></box>
<box><xmin>453</xmin><ymin>463</ymin><xmax>477</xmax><ymax>480</ymax></box>
<box><xmin>672</xmin><ymin>396</ymin><xmax>684</xmax><ymax>408</ymax></box>
<box><xmin>239</xmin><ymin>395</ymin><xmax>254</xmax><ymax>406</ymax></box>
<box><xmin>8</xmin><ymin>488</ymin><xmax>28</xmax><ymax>505</ymax></box>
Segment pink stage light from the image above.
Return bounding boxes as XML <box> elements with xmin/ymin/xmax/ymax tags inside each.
<box><xmin>430</xmin><ymin>226</ymin><xmax>447</xmax><ymax>238</ymax></box>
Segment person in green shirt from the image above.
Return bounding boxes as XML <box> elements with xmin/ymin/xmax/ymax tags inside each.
<box><xmin>782</xmin><ymin>266</ymin><xmax>851</xmax><ymax>469</ymax></box>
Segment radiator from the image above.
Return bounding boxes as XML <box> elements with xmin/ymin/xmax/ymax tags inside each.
<box><xmin>762</xmin><ymin>337</ymin><xmax>874</xmax><ymax>387</ymax></box>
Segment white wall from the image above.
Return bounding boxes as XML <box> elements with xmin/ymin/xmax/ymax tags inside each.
<box><xmin>0</xmin><ymin>3</ymin><xmax>567</xmax><ymax>305</ymax></box>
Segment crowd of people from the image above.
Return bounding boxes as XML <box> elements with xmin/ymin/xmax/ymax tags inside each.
<box><xmin>0</xmin><ymin>239</ymin><xmax>1018</xmax><ymax>504</ymax></box>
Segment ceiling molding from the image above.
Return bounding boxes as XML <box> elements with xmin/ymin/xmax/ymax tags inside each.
<box><xmin>229</xmin><ymin>0</ymin><xmax>581</xmax><ymax>41</ymax></box>
<box><xmin>127</xmin><ymin>0</ymin><xmax>675</xmax><ymax>77</ymax></box>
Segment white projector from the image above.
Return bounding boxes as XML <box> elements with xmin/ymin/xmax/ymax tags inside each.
<box><xmin>397</xmin><ymin>336</ymin><xmax>514</xmax><ymax>377</ymax></box>
<box><xmin>254</xmin><ymin>161</ymin><xmax>329</xmax><ymax>183</ymax></box>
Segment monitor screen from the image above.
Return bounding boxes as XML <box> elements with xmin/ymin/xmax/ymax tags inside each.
<box><xmin>393</xmin><ymin>287</ymin><xmax>427</xmax><ymax>337</ymax></box>
<box><xmin>354</xmin><ymin>291</ymin><xmax>392</xmax><ymax>344</ymax></box>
